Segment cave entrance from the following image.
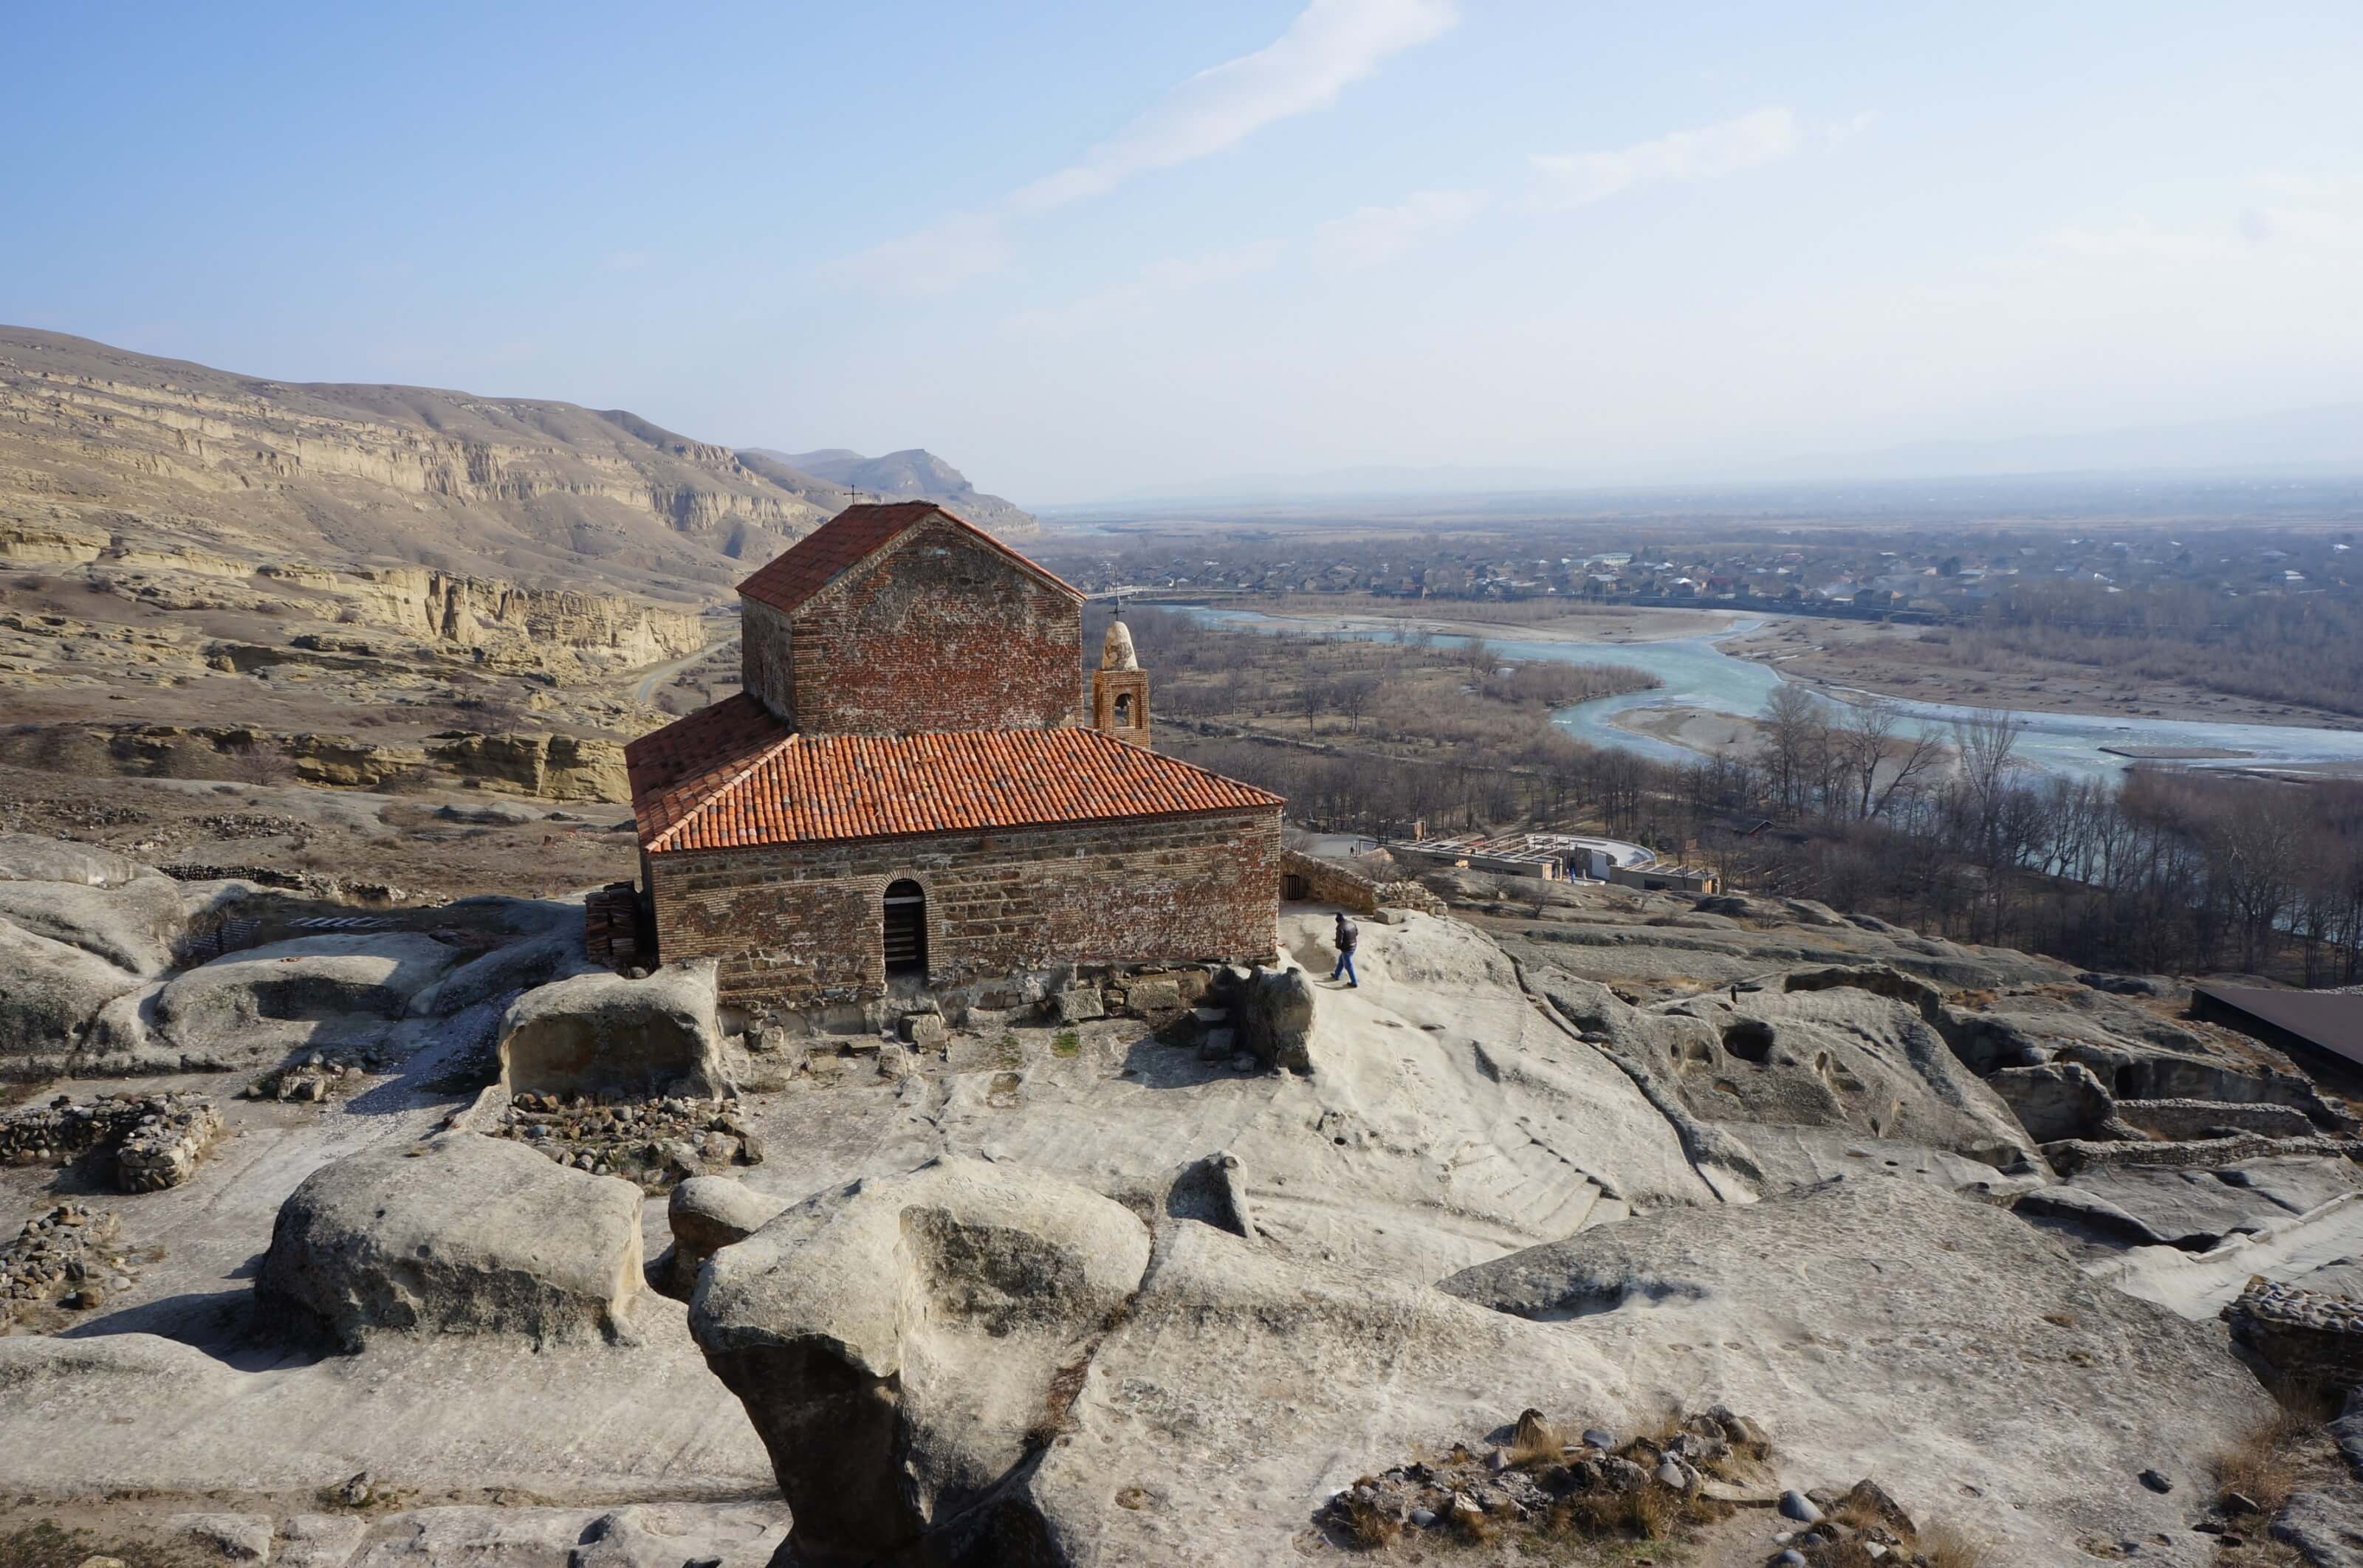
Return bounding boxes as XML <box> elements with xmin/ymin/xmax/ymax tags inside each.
<box><xmin>1721</xmin><ymin>1019</ymin><xmax>1776</xmax><ymax>1064</ymax></box>
<box><xmin>883</xmin><ymin>879</ymin><xmax>928</xmax><ymax>975</ymax></box>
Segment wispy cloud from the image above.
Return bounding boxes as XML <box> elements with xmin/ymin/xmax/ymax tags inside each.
<box><xmin>1313</xmin><ymin>188</ymin><xmax>1492</xmax><ymax>267</ymax></box>
<box><xmin>1823</xmin><ymin>109</ymin><xmax>1878</xmax><ymax>149</ymax></box>
<box><xmin>817</xmin><ymin>210</ymin><xmax>1015</xmax><ymax>298</ymax></box>
<box><xmin>1011</xmin><ymin>241</ymin><xmax>1287</xmax><ymax>335</ymax></box>
<box><xmin>828</xmin><ymin>0</ymin><xmax>1457</xmax><ymax>295</ymax></box>
<box><xmin>2039</xmin><ymin>219</ymin><xmax>2246</xmax><ymax>265</ymax></box>
<box><xmin>1530</xmin><ymin>108</ymin><xmax>1799</xmax><ymax>208</ymax></box>
<box><xmin>2248</xmin><ymin>173</ymin><xmax>2363</xmax><ymax>250</ymax></box>
<box><xmin>2018</xmin><ymin>173</ymin><xmax>2363</xmax><ymax>272</ymax></box>
<box><xmin>1011</xmin><ymin>0</ymin><xmax>1458</xmax><ymax>213</ymax></box>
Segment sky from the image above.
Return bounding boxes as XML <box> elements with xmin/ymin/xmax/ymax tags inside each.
<box><xmin>4</xmin><ymin>0</ymin><xmax>2361</xmax><ymax>503</ymax></box>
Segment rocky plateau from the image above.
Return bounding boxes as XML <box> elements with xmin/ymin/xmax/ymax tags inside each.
<box><xmin>0</xmin><ymin>838</ymin><xmax>2360</xmax><ymax>1565</ymax></box>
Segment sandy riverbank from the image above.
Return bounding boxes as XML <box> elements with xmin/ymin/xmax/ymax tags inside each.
<box><xmin>1179</xmin><ymin>599</ymin><xmax>1740</xmax><ymax>647</ymax></box>
<box><xmin>1608</xmin><ymin>704</ymin><xmax>1760</xmax><ymax>760</ymax></box>
<box><xmin>1726</xmin><ymin>616</ymin><xmax>2363</xmax><ymax>732</ymax></box>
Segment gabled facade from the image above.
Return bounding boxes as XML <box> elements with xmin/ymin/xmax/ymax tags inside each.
<box><xmin>735</xmin><ymin>501</ymin><xmax>1087</xmax><ymax>737</ymax></box>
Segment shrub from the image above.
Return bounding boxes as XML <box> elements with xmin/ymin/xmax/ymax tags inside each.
<box><xmin>1918</xmin><ymin>1520</ymin><xmax>1991</xmax><ymax>1568</ymax></box>
<box><xmin>2209</xmin><ymin>1400</ymin><xmax>2315</xmax><ymax>1513</ymax></box>
<box><xmin>1334</xmin><ymin>1492</ymin><xmax>1398</xmax><ymax>1550</ymax></box>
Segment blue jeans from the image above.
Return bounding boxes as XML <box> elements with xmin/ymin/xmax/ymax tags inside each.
<box><xmin>1330</xmin><ymin>951</ymin><xmax>1358</xmax><ymax>985</ymax></box>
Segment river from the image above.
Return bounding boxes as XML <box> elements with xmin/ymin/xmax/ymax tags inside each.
<box><xmin>1163</xmin><ymin>605</ymin><xmax>2363</xmax><ymax>783</ymax></box>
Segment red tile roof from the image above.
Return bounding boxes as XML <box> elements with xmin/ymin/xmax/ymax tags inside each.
<box><xmin>623</xmin><ymin>693</ymin><xmax>790</xmax><ymax>843</ymax></box>
<box><xmin>735</xmin><ymin>501</ymin><xmax>1082</xmax><ymax>616</ymax></box>
<box><xmin>625</xmin><ymin>701</ymin><xmax>1282</xmax><ymax>853</ymax></box>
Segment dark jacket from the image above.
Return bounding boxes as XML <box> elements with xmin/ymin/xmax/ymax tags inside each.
<box><xmin>1334</xmin><ymin>918</ymin><xmax>1359</xmax><ymax>953</ymax></box>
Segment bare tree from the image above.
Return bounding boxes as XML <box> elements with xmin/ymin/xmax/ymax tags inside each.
<box><xmin>1757</xmin><ymin>683</ymin><xmax>1825</xmax><ymax>816</ymax></box>
<box><xmin>1297</xmin><ymin>676</ymin><xmax>1328</xmax><ymax>733</ymax></box>
<box><xmin>1334</xmin><ymin>673</ymin><xmax>1381</xmax><ymax>734</ymax></box>
<box><xmin>1951</xmin><ymin>709</ymin><xmax>2028</xmax><ymax>942</ymax></box>
<box><xmin>1952</xmin><ymin>709</ymin><xmax>2027</xmax><ymax>812</ymax></box>
<box><xmin>1832</xmin><ymin>698</ymin><xmax>1948</xmax><ymax>819</ymax></box>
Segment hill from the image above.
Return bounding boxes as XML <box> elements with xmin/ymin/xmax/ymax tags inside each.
<box><xmin>0</xmin><ymin>327</ymin><xmax>1030</xmax><ymax>608</ymax></box>
<box><xmin>750</xmin><ymin>445</ymin><xmax>1037</xmax><ymax>535</ymax></box>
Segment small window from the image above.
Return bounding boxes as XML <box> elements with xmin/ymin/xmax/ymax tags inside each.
<box><xmin>883</xmin><ymin>879</ymin><xmax>927</xmax><ymax>974</ymax></box>
<box><xmin>1113</xmin><ymin>692</ymin><xmax>1135</xmax><ymax>726</ymax></box>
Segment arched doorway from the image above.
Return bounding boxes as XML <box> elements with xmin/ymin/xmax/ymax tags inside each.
<box><xmin>883</xmin><ymin>878</ymin><xmax>927</xmax><ymax>975</ymax></box>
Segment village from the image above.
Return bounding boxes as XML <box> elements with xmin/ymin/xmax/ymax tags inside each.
<box><xmin>1057</xmin><ymin>513</ymin><xmax>2359</xmax><ymax>624</ymax></box>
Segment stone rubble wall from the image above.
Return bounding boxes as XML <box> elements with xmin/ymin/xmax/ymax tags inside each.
<box><xmin>2226</xmin><ymin>1276</ymin><xmax>2363</xmax><ymax>1388</ymax></box>
<box><xmin>487</xmin><ymin>1092</ymin><xmax>761</xmax><ymax>1192</ymax></box>
<box><xmin>117</xmin><ymin>1099</ymin><xmax>224</xmax><ymax>1192</ymax></box>
<box><xmin>1</xmin><ymin>1203</ymin><xmax>131</xmax><ymax>1321</ymax></box>
<box><xmin>2043</xmin><ymin>1131</ymin><xmax>2363</xmax><ymax>1177</ymax></box>
<box><xmin>2112</xmin><ymin>1098</ymin><xmax>2321</xmax><ymax>1142</ymax></box>
<box><xmin>1279</xmin><ymin>847</ymin><xmax>1447</xmax><ymax>918</ymax></box>
<box><xmin>0</xmin><ymin>1093</ymin><xmax>221</xmax><ymax>1192</ymax></box>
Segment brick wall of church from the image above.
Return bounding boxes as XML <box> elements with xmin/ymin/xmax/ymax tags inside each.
<box><xmin>646</xmin><ymin>806</ymin><xmax>1280</xmax><ymax>1006</ymax></box>
<box><xmin>739</xmin><ymin>598</ymin><xmax>797</xmax><ymax>721</ymax></box>
<box><xmin>787</xmin><ymin>517</ymin><xmax>1086</xmax><ymax>735</ymax></box>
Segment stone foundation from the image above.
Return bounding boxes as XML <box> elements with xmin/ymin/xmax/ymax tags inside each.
<box><xmin>1</xmin><ymin>1203</ymin><xmax>136</xmax><ymax>1322</ymax></box>
<box><xmin>1</xmin><ymin>1093</ymin><xmax>222</xmax><ymax>1192</ymax></box>
<box><xmin>2113</xmin><ymin>1098</ymin><xmax>2321</xmax><ymax>1142</ymax></box>
<box><xmin>2226</xmin><ymin>1276</ymin><xmax>2363</xmax><ymax>1389</ymax></box>
<box><xmin>1278</xmin><ymin>847</ymin><xmax>1447</xmax><ymax>917</ymax></box>
<box><xmin>2043</xmin><ymin>1132</ymin><xmax>2363</xmax><ymax>1177</ymax></box>
<box><xmin>117</xmin><ymin>1100</ymin><xmax>224</xmax><ymax>1192</ymax></box>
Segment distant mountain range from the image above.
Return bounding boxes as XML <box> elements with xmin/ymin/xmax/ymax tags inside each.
<box><xmin>0</xmin><ymin>327</ymin><xmax>1034</xmax><ymax>608</ymax></box>
<box><xmin>741</xmin><ymin>447</ymin><xmax>1035</xmax><ymax>536</ymax></box>
<box><xmin>1086</xmin><ymin>402</ymin><xmax>2363</xmax><ymax>509</ymax></box>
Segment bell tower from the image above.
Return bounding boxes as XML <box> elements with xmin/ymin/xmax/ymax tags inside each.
<box><xmin>1092</xmin><ymin>608</ymin><xmax>1150</xmax><ymax>746</ymax></box>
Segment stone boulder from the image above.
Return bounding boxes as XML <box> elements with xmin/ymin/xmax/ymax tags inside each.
<box><xmin>496</xmin><ymin>960</ymin><xmax>728</xmax><ymax>1099</ymax></box>
<box><xmin>257</xmin><ymin>1132</ymin><xmax>644</xmax><ymax>1349</ymax></box>
<box><xmin>689</xmin><ymin>1157</ymin><xmax>1152</xmax><ymax>1565</ymax></box>
<box><xmin>425</xmin><ymin>731</ymin><xmax>631</xmax><ymax>803</ymax></box>
<box><xmin>0</xmin><ymin>873</ymin><xmax>235</xmax><ymax>977</ymax></box>
<box><xmin>1988</xmin><ymin>1060</ymin><xmax>2116</xmax><ymax>1144</ymax></box>
<box><xmin>434</xmin><ymin>800</ymin><xmax>542</xmax><ymax>825</ymax></box>
<box><xmin>1234</xmin><ymin>965</ymin><xmax>1315</xmax><ymax>1075</ymax></box>
<box><xmin>154</xmin><ymin>932</ymin><xmax>460</xmax><ymax>1051</ymax></box>
<box><xmin>408</xmin><ymin>924</ymin><xmax>591</xmax><ymax>1019</ymax></box>
<box><xmin>0</xmin><ymin>1330</ymin><xmax>239</xmax><ymax>1408</ymax></box>
<box><xmin>0</xmin><ymin>831</ymin><xmax>149</xmax><ymax>888</ymax></box>
<box><xmin>661</xmin><ymin>1175</ymin><xmax>788</xmax><ymax>1296</ymax></box>
<box><xmin>0</xmin><ymin>917</ymin><xmax>145</xmax><ymax>1074</ymax></box>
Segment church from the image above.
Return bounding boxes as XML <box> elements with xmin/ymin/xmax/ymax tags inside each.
<box><xmin>623</xmin><ymin>501</ymin><xmax>1284</xmax><ymax>1006</ymax></box>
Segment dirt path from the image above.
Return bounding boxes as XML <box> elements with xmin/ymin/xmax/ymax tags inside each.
<box><xmin>633</xmin><ymin>636</ymin><xmax>733</xmax><ymax>709</ymax></box>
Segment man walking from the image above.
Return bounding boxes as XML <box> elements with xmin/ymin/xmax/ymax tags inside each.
<box><xmin>1329</xmin><ymin>912</ymin><xmax>1360</xmax><ymax>988</ymax></box>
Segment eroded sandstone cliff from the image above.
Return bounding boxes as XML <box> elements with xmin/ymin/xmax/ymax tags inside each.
<box><xmin>0</xmin><ymin>326</ymin><xmax>1027</xmax><ymax>605</ymax></box>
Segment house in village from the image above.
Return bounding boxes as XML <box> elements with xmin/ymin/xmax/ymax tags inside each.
<box><xmin>621</xmin><ymin>501</ymin><xmax>1284</xmax><ymax>1008</ymax></box>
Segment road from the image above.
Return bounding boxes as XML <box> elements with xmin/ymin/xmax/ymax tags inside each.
<box><xmin>633</xmin><ymin>636</ymin><xmax>734</xmax><ymax>709</ymax></box>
